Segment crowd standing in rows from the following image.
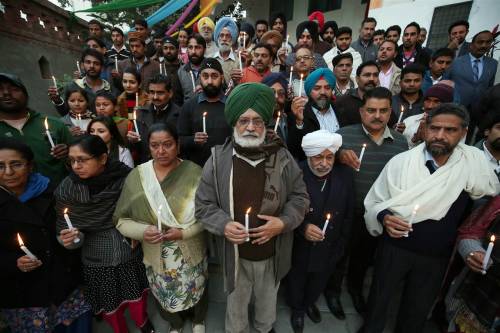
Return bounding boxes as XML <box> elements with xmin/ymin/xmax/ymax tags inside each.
<box><xmin>0</xmin><ymin>10</ymin><xmax>499</xmax><ymax>333</ymax></box>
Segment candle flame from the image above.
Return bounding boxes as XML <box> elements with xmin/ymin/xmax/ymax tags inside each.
<box><xmin>277</xmin><ymin>111</ymin><xmax>281</xmax><ymax>117</ymax></box>
<box><xmin>327</xmin><ymin>213</ymin><xmax>331</xmax><ymax>220</ymax></box>
<box><xmin>300</xmin><ymin>73</ymin><xmax>304</xmax><ymax>79</ymax></box>
<box><xmin>246</xmin><ymin>207</ymin><xmax>252</xmax><ymax>214</ymax></box>
<box><xmin>362</xmin><ymin>143</ymin><xmax>367</xmax><ymax>148</ymax></box>
<box><xmin>44</xmin><ymin>117</ymin><xmax>49</xmax><ymax>130</ymax></box>
<box><xmin>291</xmin><ymin>66</ymin><xmax>293</xmax><ymax>71</ymax></box>
<box><xmin>52</xmin><ymin>75</ymin><xmax>56</xmax><ymax>80</ymax></box>
<box><xmin>64</xmin><ymin>208</ymin><xmax>68</xmax><ymax>214</ymax></box>
<box><xmin>491</xmin><ymin>235</ymin><xmax>496</xmax><ymax>242</ymax></box>
<box><xmin>17</xmin><ymin>233</ymin><xmax>24</xmax><ymax>246</ymax></box>
<box><xmin>400</xmin><ymin>105</ymin><xmax>404</xmax><ymax>113</ymax></box>
<box><xmin>203</xmin><ymin>112</ymin><xmax>207</xmax><ymax>117</ymax></box>
<box><xmin>413</xmin><ymin>204</ymin><xmax>420</xmax><ymax>213</ymax></box>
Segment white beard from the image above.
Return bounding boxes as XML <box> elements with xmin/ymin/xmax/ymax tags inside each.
<box><xmin>218</xmin><ymin>43</ymin><xmax>232</xmax><ymax>53</ymax></box>
<box><xmin>233</xmin><ymin>128</ymin><xmax>266</xmax><ymax>148</ymax></box>
<box><xmin>307</xmin><ymin>158</ymin><xmax>332</xmax><ymax>177</ymax></box>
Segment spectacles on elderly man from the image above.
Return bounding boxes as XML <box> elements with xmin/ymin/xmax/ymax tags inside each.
<box><xmin>237</xmin><ymin>117</ymin><xmax>265</xmax><ymax>128</ymax></box>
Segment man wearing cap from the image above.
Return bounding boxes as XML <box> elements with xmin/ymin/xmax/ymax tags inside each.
<box><xmin>286</xmin><ymin>21</ymin><xmax>328</xmax><ymax>70</ymax></box>
<box><xmin>178</xmin><ymin>58</ymin><xmax>230</xmax><ymax>167</ymax></box>
<box><xmin>262</xmin><ymin>73</ymin><xmax>288</xmax><ymax>142</ymax></box>
<box><xmin>321</xmin><ymin>21</ymin><xmax>338</xmax><ymax>48</ymax></box>
<box><xmin>332</xmin><ymin>53</ymin><xmax>356</xmax><ymax>97</ymax></box>
<box><xmin>324</xmin><ymin>87</ymin><xmax>408</xmax><ymax>319</ymax></box>
<box><xmin>195</xmin><ymin>82</ymin><xmax>309</xmax><ymax>333</ymax></box>
<box><xmin>178</xmin><ymin>34</ymin><xmax>206</xmax><ymax>102</ymax></box>
<box><xmin>287</xmin><ymin>130</ymin><xmax>354</xmax><ymax>333</ymax></box>
<box><xmin>402</xmin><ymin>82</ymin><xmax>454</xmax><ymax>147</ymax></box>
<box><xmin>0</xmin><ymin>73</ymin><xmax>72</xmax><ymax>184</ymax></box>
<box><xmin>213</xmin><ymin>17</ymin><xmax>241</xmax><ymax>84</ymax></box>
<box><xmin>198</xmin><ymin>17</ymin><xmax>218</xmax><ymax>57</ymax></box>
<box><xmin>116</xmin><ymin>31</ymin><xmax>160</xmax><ymax>91</ymax></box>
<box><xmin>323</xmin><ymin>26</ymin><xmax>362</xmax><ymax>79</ymax></box>
<box><xmin>288</xmin><ymin>68</ymin><xmax>345</xmax><ymax>161</ymax></box>
<box><xmin>158</xmin><ymin>36</ymin><xmax>183</xmax><ymax>106</ymax></box>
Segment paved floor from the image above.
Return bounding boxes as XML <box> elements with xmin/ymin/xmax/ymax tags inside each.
<box><xmin>93</xmin><ymin>264</ymin><xmax>442</xmax><ymax>333</ymax></box>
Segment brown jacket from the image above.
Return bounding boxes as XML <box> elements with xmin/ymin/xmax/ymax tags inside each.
<box><xmin>116</xmin><ymin>90</ymin><xmax>149</xmax><ymax>118</ymax></box>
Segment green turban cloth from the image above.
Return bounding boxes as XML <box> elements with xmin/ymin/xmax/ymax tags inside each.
<box><xmin>225</xmin><ymin>83</ymin><xmax>275</xmax><ymax>126</ymax></box>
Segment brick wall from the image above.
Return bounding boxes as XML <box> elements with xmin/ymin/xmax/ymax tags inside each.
<box><xmin>0</xmin><ymin>0</ymin><xmax>89</xmax><ymax>115</ymax></box>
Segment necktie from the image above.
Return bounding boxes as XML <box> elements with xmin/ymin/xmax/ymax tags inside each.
<box><xmin>472</xmin><ymin>59</ymin><xmax>480</xmax><ymax>81</ymax></box>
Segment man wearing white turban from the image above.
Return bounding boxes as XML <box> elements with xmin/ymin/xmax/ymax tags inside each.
<box><xmin>287</xmin><ymin>130</ymin><xmax>355</xmax><ymax>333</ymax></box>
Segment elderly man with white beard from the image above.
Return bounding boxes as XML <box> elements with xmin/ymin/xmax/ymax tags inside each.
<box><xmin>198</xmin><ymin>17</ymin><xmax>218</xmax><ymax>57</ymax></box>
<box><xmin>287</xmin><ymin>130</ymin><xmax>354</xmax><ymax>333</ymax></box>
<box><xmin>212</xmin><ymin>17</ymin><xmax>241</xmax><ymax>84</ymax></box>
<box><xmin>195</xmin><ymin>83</ymin><xmax>309</xmax><ymax>333</ymax></box>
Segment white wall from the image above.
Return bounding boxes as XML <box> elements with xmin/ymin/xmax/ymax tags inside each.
<box><xmin>369</xmin><ymin>0</ymin><xmax>500</xmax><ymax>44</ymax></box>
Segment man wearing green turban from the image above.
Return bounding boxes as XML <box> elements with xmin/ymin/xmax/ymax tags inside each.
<box><xmin>196</xmin><ymin>82</ymin><xmax>310</xmax><ymax>332</ymax></box>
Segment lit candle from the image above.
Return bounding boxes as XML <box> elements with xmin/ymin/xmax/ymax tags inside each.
<box><xmin>482</xmin><ymin>235</ymin><xmax>495</xmax><ymax>272</ymax></box>
<box><xmin>404</xmin><ymin>204</ymin><xmax>419</xmax><ymax>237</ymax></box>
<box><xmin>202</xmin><ymin>112</ymin><xmax>207</xmax><ymax>133</ymax></box>
<box><xmin>288</xmin><ymin>66</ymin><xmax>293</xmax><ymax>88</ymax></box>
<box><xmin>397</xmin><ymin>105</ymin><xmax>405</xmax><ymax>123</ymax></box>
<box><xmin>245</xmin><ymin>207</ymin><xmax>251</xmax><ymax>242</ymax></box>
<box><xmin>114</xmin><ymin>55</ymin><xmax>119</xmax><ymax>72</ymax></box>
<box><xmin>63</xmin><ymin>208</ymin><xmax>80</xmax><ymax>243</ymax></box>
<box><xmin>157</xmin><ymin>205</ymin><xmax>163</xmax><ymax>232</ymax></box>
<box><xmin>17</xmin><ymin>233</ymin><xmax>38</xmax><ymax>260</ymax></box>
<box><xmin>44</xmin><ymin>117</ymin><xmax>55</xmax><ymax>148</ymax></box>
<box><xmin>298</xmin><ymin>73</ymin><xmax>304</xmax><ymax>97</ymax></box>
<box><xmin>135</xmin><ymin>92</ymin><xmax>139</xmax><ymax>108</ymax></box>
<box><xmin>322</xmin><ymin>213</ymin><xmax>331</xmax><ymax>235</ymax></box>
<box><xmin>239</xmin><ymin>50</ymin><xmax>243</xmax><ymax>71</ymax></box>
<box><xmin>51</xmin><ymin>75</ymin><xmax>57</xmax><ymax>88</ymax></box>
<box><xmin>190</xmin><ymin>70</ymin><xmax>196</xmax><ymax>92</ymax></box>
<box><xmin>274</xmin><ymin>111</ymin><xmax>281</xmax><ymax>132</ymax></box>
<box><xmin>76</xmin><ymin>114</ymin><xmax>82</xmax><ymax>130</ymax></box>
<box><xmin>133</xmin><ymin>110</ymin><xmax>141</xmax><ymax>141</ymax></box>
<box><xmin>356</xmin><ymin>143</ymin><xmax>367</xmax><ymax>172</ymax></box>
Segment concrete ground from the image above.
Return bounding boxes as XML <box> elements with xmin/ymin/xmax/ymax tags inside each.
<box><xmin>93</xmin><ymin>264</ymin><xmax>442</xmax><ymax>333</ymax></box>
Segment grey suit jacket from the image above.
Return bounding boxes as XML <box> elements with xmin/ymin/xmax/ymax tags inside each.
<box><xmin>449</xmin><ymin>53</ymin><xmax>498</xmax><ymax>112</ymax></box>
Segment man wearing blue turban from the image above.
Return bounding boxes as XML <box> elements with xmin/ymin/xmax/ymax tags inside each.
<box><xmin>213</xmin><ymin>17</ymin><xmax>240</xmax><ymax>83</ymax></box>
<box><xmin>288</xmin><ymin>67</ymin><xmax>348</xmax><ymax>161</ymax></box>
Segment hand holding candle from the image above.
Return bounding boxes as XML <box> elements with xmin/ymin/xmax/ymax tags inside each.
<box><xmin>356</xmin><ymin>143</ymin><xmax>367</xmax><ymax>172</ymax></box>
<box><xmin>245</xmin><ymin>207</ymin><xmax>251</xmax><ymax>242</ymax></box>
<box><xmin>63</xmin><ymin>208</ymin><xmax>81</xmax><ymax>243</ymax></box>
<box><xmin>404</xmin><ymin>204</ymin><xmax>419</xmax><ymax>237</ymax></box>
<box><xmin>298</xmin><ymin>73</ymin><xmax>304</xmax><ymax>97</ymax></box>
<box><xmin>44</xmin><ymin>117</ymin><xmax>55</xmax><ymax>148</ymax></box>
<box><xmin>17</xmin><ymin>233</ymin><xmax>38</xmax><ymax>260</ymax></box>
<box><xmin>132</xmin><ymin>110</ymin><xmax>141</xmax><ymax>141</ymax></box>
<box><xmin>51</xmin><ymin>75</ymin><xmax>58</xmax><ymax>88</ymax></box>
<box><xmin>202</xmin><ymin>112</ymin><xmax>207</xmax><ymax>133</ymax></box>
<box><xmin>322</xmin><ymin>213</ymin><xmax>331</xmax><ymax>235</ymax></box>
<box><xmin>397</xmin><ymin>105</ymin><xmax>405</xmax><ymax>124</ymax></box>
<box><xmin>482</xmin><ymin>235</ymin><xmax>495</xmax><ymax>273</ymax></box>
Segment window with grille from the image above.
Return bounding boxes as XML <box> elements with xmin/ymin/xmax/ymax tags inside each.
<box><xmin>308</xmin><ymin>0</ymin><xmax>342</xmax><ymax>13</ymax></box>
<box><xmin>427</xmin><ymin>1</ymin><xmax>472</xmax><ymax>50</ymax></box>
<box><xmin>269</xmin><ymin>0</ymin><xmax>294</xmax><ymax>22</ymax></box>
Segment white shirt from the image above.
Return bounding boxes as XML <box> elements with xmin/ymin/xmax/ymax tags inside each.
<box><xmin>119</xmin><ymin>146</ymin><xmax>134</xmax><ymax>168</ymax></box>
<box><xmin>379</xmin><ymin>65</ymin><xmax>393</xmax><ymax>89</ymax></box>
<box><xmin>312</xmin><ymin>105</ymin><xmax>340</xmax><ymax>133</ymax></box>
<box><xmin>483</xmin><ymin>142</ymin><xmax>500</xmax><ymax>174</ymax></box>
<box><xmin>323</xmin><ymin>46</ymin><xmax>362</xmax><ymax>84</ymax></box>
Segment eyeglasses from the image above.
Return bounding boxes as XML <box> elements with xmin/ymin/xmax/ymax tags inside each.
<box><xmin>67</xmin><ymin>156</ymin><xmax>95</xmax><ymax>166</ymax></box>
<box><xmin>0</xmin><ymin>162</ymin><xmax>27</xmax><ymax>173</ymax></box>
<box><xmin>296</xmin><ymin>55</ymin><xmax>313</xmax><ymax>62</ymax></box>
<box><xmin>237</xmin><ymin>118</ymin><xmax>265</xmax><ymax>128</ymax></box>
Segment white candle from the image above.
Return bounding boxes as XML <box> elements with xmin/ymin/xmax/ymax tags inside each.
<box><xmin>51</xmin><ymin>75</ymin><xmax>57</xmax><ymax>88</ymax></box>
<box><xmin>482</xmin><ymin>235</ymin><xmax>495</xmax><ymax>272</ymax></box>
<box><xmin>114</xmin><ymin>55</ymin><xmax>119</xmax><ymax>72</ymax></box>
<box><xmin>190</xmin><ymin>70</ymin><xmax>196</xmax><ymax>92</ymax></box>
<box><xmin>133</xmin><ymin>110</ymin><xmax>141</xmax><ymax>141</ymax></box>
<box><xmin>157</xmin><ymin>205</ymin><xmax>163</xmax><ymax>232</ymax></box>
<box><xmin>298</xmin><ymin>74</ymin><xmax>304</xmax><ymax>97</ymax></box>
<box><xmin>322</xmin><ymin>213</ymin><xmax>331</xmax><ymax>235</ymax></box>
<box><xmin>288</xmin><ymin>66</ymin><xmax>293</xmax><ymax>88</ymax></box>
<box><xmin>356</xmin><ymin>143</ymin><xmax>367</xmax><ymax>172</ymax></box>
<box><xmin>63</xmin><ymin>208</ymin><xmax>80</xmax><ymax>243</ymax></box>
<box><xmin>239</xmin><ymin>51</ymin><xmax>243</xmax><ymax>71</ymax></box>
<box><xmin>243</xmin><ymin>34</ymin><xmax>246</xmax><ymax>49</ymax></box>
<box><xmin>44</xmin><ymin>117</ymin><xmax>55</xmax><ymax>148</ymax></box>
<box><xmin>159</xmin><ymin>60</ymin><xmax>163</xmax><ymax>75</ymax></box>
<box><xmin>398</xmin><ymin>105</ymin><xmax>405</xmax><ymax>123</ymax></box>
<box><xmin>202</xmin><ymin>112</ymin><xmax>207</xmax><ymax>133</ymax></box>
<box><xmin>404</xmin><ymin>204</ymin><xmax>419</xmax><ymax>237</ymax></box>
<box><xmin>285</xmin><ymin>34</ymin><xmax>289</xmax><ymax>55</ymax></box>
<box><xmin>76</xmin><ymin>60</ymin><xmax>81</xmax><ymax>73</ymax></box>
<box><xmin>245</xmin><ymin>207</ymin><xmax>251</xmax><ymax>242</ymax></box>
<box><xmin>17</xmin><ymin>233</ymin><xmax>38</xmax><ymax>260</ymax></box>
<box><xmin>274</xmin><ymin>112</ymin><xmax>281</xmax><ymax>132</ymax></box>
<box><xmin>135</xmin><ymin>92</ymin><xmax>139</xmax><ymax>108</ymax></box>
<box><xmin>76</xmin><ymin>114</ymin><xmax>82</xmax><ymax>130</ymax></box>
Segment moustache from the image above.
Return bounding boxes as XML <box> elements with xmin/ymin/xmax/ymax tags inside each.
<box><xmin>370</xmin><ymin>119</ymin><xmax>383</xmax><ymax>124</ymax></box>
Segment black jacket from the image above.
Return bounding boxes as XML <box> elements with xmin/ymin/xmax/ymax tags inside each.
<box><xmin>0</xmin><ymin>185</ymin><xmax>82</xmax><ymax>308</ymax></box>
<box><xmin>395</xmin><ymin>44</ymin><xmax>431</xmax><ymax>69</ymax></box>
<box><xmin>292</xmin><ymin>162</ymin><xmax>354</xmax><ymax>272</ymax></box>
<box><xmin>287</xmin><ymin>102</ymin><xmax>352</xmax><ymax>161</ymax></box>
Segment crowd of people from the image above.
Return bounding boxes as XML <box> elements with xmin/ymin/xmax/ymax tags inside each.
<box><xmin>0</xmin><ymin>9</ymin><xmax>499</xmax><ymax>333</ymax></box>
